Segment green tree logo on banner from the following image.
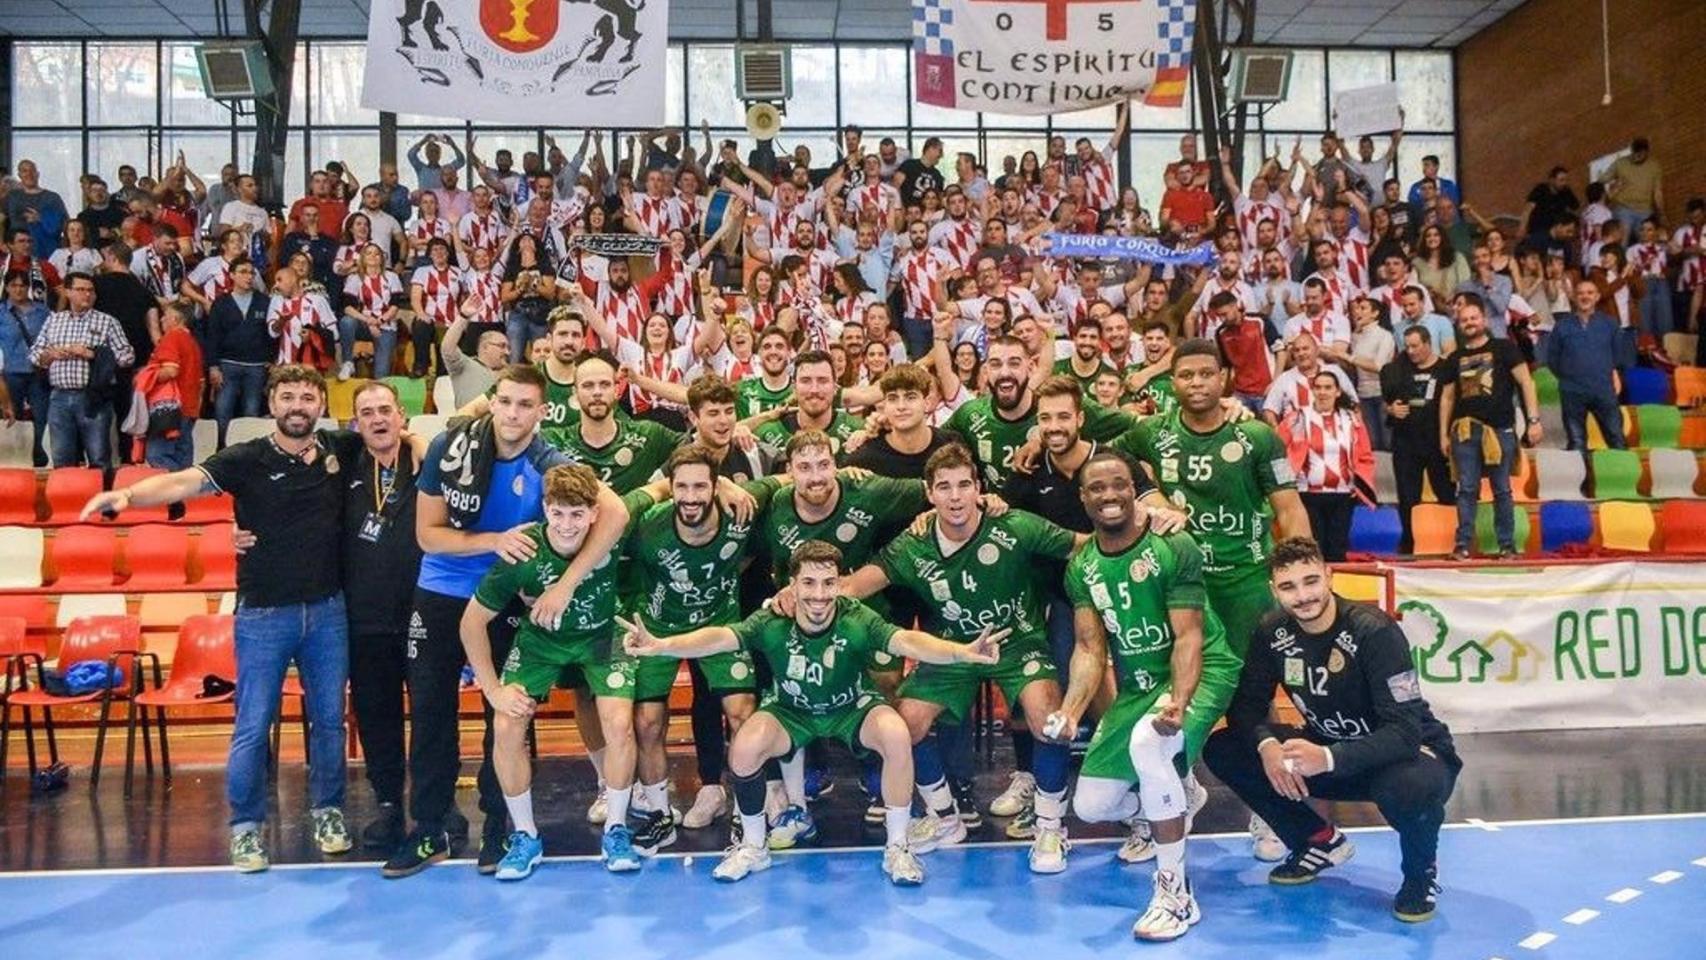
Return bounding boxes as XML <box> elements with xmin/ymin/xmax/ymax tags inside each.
<box><xmin>1400</xmin><ymin>600</ymin><xmax>1539</xmax><ymax>684</ymax></box>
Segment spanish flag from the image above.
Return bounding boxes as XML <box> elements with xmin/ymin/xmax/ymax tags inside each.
<box><xmin>1145</xmin><ymin>66</ymin><xmax>1190</xmax><ymax>108</ymax></box>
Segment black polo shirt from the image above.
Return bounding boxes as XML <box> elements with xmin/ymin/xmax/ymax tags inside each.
<box><xmin>844</xmin><ymin>427</ymin><xmax>960</xmax><ymax>480</ymax></box>
<box><xmin>200</xmin><ymin>429</ymin><xmax>358</xmax><ymax>607</ymax></box>
<box><xmin>1003</xmin><ymin>441</ymin><xmax>1154</xmax><ymax>598</ymax></box>
<box><xmin>340</xmin><ymin>444</ymin><xmax>423</xmax><ymax>635</ymax></box>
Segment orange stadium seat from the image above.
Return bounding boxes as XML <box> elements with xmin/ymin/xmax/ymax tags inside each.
<box><xmin>124</xmin><ymin>524</ymin><xmax>193</xmax><ymax>590</ymax></box>
<box><xmin>44</xmin><ymin>468</ymin><xmax>104</xmax><ymax>524</ymax></box>
<box><xmin>48</xmin><ymin>525</ymin><xmax>119</xmax><ymax>590</ymax></box>
<box><xmin>195</xmin><ymin>523</ymin><xmax>238</xmax><ymax>588</ymax></box>
<box><xmin>110</xmin><ymin>466</ymin><xmax>171</xmax><ymax>523</ymax></box>
<box><xmin>0</xmin><ymin>468</ymin><xmax>40</xmax><ymax>523</ymax></box>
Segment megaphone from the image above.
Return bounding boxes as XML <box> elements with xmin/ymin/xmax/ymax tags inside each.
<box><xmin>745</xmin><ymin>102</ymin><xmax>782</xmax><ymax>141</ymax></box>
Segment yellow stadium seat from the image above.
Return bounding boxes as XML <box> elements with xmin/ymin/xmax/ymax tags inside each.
<box><xmin>1597</xmin><ymin>501</ymin><xmax>1656</xmax><ymax>552</ymax></box>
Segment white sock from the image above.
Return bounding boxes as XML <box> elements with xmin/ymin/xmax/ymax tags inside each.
<box><xmin>884</xmin><ymin>806</ymin><xmax>911</xmax><ymax>847</ymax></box>
<box><xmin>504</xmin><ymin>791</ymin><xmax>537</xmax><ymax>837</ymax></box>
<box><xmin>918</xmin><ymin>778</ymin><xmax>956</xmax><ymax>815</ymax></box>
<box><xmin>740</xmin><ymin>812</ymin><xmax>768</xmax><ymax>848</ymax></box>
<box><xmin>604</xmin><ymin>785</ymin><xmax>632</xmax><ymax>833</ymax></box>
<box><xmin>588</xmin><ymin>747</ymin><xmax>607</xmax><ymax>786</ymax></box>
<box><xmin>1035</xmin><ymin>788</ymin><xmax>1068</xmax><ymax>832</ymax></box>
<box><xmin>1156</xmin><ymin>838</ymin><xmax>1186</xmax><ymax>876</ymax></box>
<box><xmin>779</xmin><ymin>753</ymin><xmax>807</xmax><ymax>807</ymax></box>
<box><xmin>641</xmin><ymin>779</ymin><xmax>670</xmax><ymax>814</ymax></box>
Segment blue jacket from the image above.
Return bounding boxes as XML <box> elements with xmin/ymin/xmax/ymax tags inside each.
<box><xmin>1544</xmin><ymin>310</ymin><xmax>1620</xmax><ymax>395</ymax></box>
<box><xmin>0</xmin><ymin>300</ymin><xmax>48</xmax><ymax>375</ymax></box>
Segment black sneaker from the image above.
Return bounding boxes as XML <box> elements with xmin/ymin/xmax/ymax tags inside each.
<box><xmin>361</xmin><ymin>802</ymin><xmax>405</xmax><ymax>851</ymax></box>
<box><xmin>382</xmin><ymin>828</ymin><xmax>450</xmax><ymax>879</ymax></box>
<box><xmin>952</xmin><ymin>779</ymin><xmax>983</xmax><ymax>828</ymax></box>
<box><xmin>446</xmin><ymin>810</ymin><xmax>471</xmax><ymax>855</ymax></box>
<box><xmin>1267</xmin><ymin>829</ymin><xmax>1355</xmax><ymax>886</ymax></box>
<box><xmin>633</xmin><ymin>810</ymin><xmax>678</xmax><ymax>855</ymax></box>
<box><xmin>476</xmin><ymin>821</ymin><xmax>510</xmax><ymax>875</ymax></box>
<box><xmin>1393</xmin><ymin>869</ymin><xmax>1441</xmax><ymax>922</ymax></box>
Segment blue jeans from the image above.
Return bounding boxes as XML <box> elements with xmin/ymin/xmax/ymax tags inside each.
<box><xmin>215</xmin><ymin>361</ymin><xmax>268</xmax><ymax>446</ymax></box>
<box><xmin>145</xmin><ymin>416</ymin><xmax>197</xmax><ymax>470</ymax></box>
<box><xmin>1642</xmin><ymin>278</ymin><xmax>1675</xmax><ymax>339</ymax></box>
<box><xmin>1359</xmin><ymin>395</ymin><xmax>1390</xmax><ymax>451</ymax></box>
<box><xmin>1450</xmin><ymin>422</ymin><xmax>1516</xmax><ymax>552</ymax></box>
<box><xmin>900</xmin><ymin>315</ymin><xmax>933</xmax><ymax>361</ymax></box>
<box><xmin>337</xmin><ymin>317</ymin><xmax>397</xmax><ymax>379</ymax></box>
<box><xmin>47</xmin><ymin>388</ymin><xmax>112</xmax><ymax>469</ymax></box>
<box><xmin>6</xmin><ymin>370</ymin><xmax>50</xmax><ymax>466</ymax></box>
<box><xmin>228</xmin><ymin>593</ymin><xmax>349</xmax><ymax>829</ymax></box>
<box><xmin>505</xmin><ymin>311</ymin><xmax>549</xmax><ymax>363</ymax></box>
<box><xmin>1612</xmin><ymin>206</ymin><xmax>1649</xmax><ymax>247</ymax></box>
<box><xmin>1561</xmin><ymin>387</ymin><xmax>1625</xmax><ymax>453</ymax></box>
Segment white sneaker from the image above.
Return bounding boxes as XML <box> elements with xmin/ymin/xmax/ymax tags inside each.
<box><xmin>1132</xmin><ymin>869</ymin><xmax>1201</xmax><ymax>941</ymax></box>
<box><xmin>1029</xmin><ymin>825</ymin><xmax>1070</xmax><ymax>874</ymax></box>
<box><xmin>906</xmin><ymin>811</ymin><xmax>967</xmax><ymax>854</ymax></box>
<box><xmin>1184</xmin><ymin>773</ymin><xmax>1209</xmax><ymax>834</ymax></box>
<box><xmin>337</xmin><ymin>361</ymin><xmax>354</xmax><ymax>382</ymax></box>
<box><xmin>711</xmin><ymin>843</ymin><xmax>772</xmax><ymax>882</ymax></box>
<box><xmin>988</xmin><ymin>771</ymin><xmax>1037</xmax><ymax>817</ymax></box>
<box><xmin>883</xmin><ymin>844</ymin><xmax>925</xmax><ymax>886</ymax></box>
<box><xmin>1250</xmin><ymin>814</ymin><xmax>1286</xmax><ymax>862</ymax></box>
<box><xmin>683</xmin><ymin>784</ymin><xmax>728</xmax><ymax>829</ymax></box>
<box><xmin>1117</xmin><ymin>817</ymin><xmax>1156</xmax><ymax>864</ymax></box>
<box><xmin>586</xmin><ymin>789</ymin><xmax>608</xmax><ymax>825</ymax></box>
<box><xmin>766</xmin><ymin>805</ymin><xmax>818</xmax><ymax>849</ymax></box>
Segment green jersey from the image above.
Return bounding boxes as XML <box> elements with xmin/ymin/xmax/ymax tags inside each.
<box><xmin>736</xmin><ymin>376</ymin><xmax>795</xmax><ymax>420</ymax></box>
<box><xmin>1133</xmin><ymin>372</ymin><xmax>1179</xmax><ymax>417</ymax></box>
<box><xmin>1065</xmin><ymin>529</ymin><xmax>1227</xmax><ymax>696</ymax></box>
<box><xmin>1114</xmin><ymin>410</ymin><xmax>1292</xmax><ymax>575</ymax></box>
<box><xmin>754</xmin><ymin>410</ymin><xmax>865</xmax><ymax>463</ymax></box>
<box><xmin>1052</xmin><ymin>357</ymin><xmax>1114</xmax><ymax>393</ymax></box>
<box><xmin>543</xmin><ymin>418</ymin><xmax>682</xmax><ymax>493</ymax></box>
<box><xmin>471</xmin><ymin>521</ymin><xmax>624</xmax><ymax>659</ymax></box>
<box><xmin>538</xmin><ymin>363</ymin><xmax>581</xmax><ymax>430</ymax></box>
<box><xmin>761</xmin><ymin>473</ymin><xmax>928</xmax><ymax>588</ymax></box>
<box><xmin>944</xmin><ymin>394</ymin><xmax>1137</xmax><ymax>491</ymax></box>
<box><xmin>875</xmin><ymin>509</ymin><xmax>1075</xmax><ymax>647</ymax></box>
<box><xmin>625</xmin><ymin>482</ymin><xmax>776</xmax><ymax>632</ymax></box>
<box><xmin>733</xmin><ymin>598</ymin><xmax>897</xmax><ymax>714</ymax></box>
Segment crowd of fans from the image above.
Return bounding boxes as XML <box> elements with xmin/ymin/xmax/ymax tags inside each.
<box><xmin>0</xmin><ymin>110</ymin><xmax>1699</xmax><ymax>558</ymax></box>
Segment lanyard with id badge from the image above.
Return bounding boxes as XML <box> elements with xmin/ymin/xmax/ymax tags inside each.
<box><xmin>359</xmin><ymin>455</ymin><xmax>404</xmax><ymax>543</ymax></box>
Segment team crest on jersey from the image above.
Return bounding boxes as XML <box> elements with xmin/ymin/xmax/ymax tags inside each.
<box><xmin>614</xmin><ymin>447</ymin><xmax>634</xmax><ymax>466</ymax></box>
<box><xmin>324</xmin><ymin>453</ymin><xmax>340</xmax><ymax>475</ymax></box>
<box><xmin>730</xmin><ymin>660</ymin><xmax>751</xmax><ymax>680</ymax></box>
<box><xmin>512</xmin><ymin>474</ymin><xmax>526</xmax><ymax>496</ymax></box>
<box><xmin>1328</xmin><ymin>648</ymin><xmax>1346</xmax><ymax>674</ymax></box>
<box><xmin>1220</xmin><ymin>440</ymin><xmax>1245</xmax><ymax>463</ymax></box>
<box><xmin>976</xmin><ymin>543</ymin><xmax>1000</xmax><ymax>565</ymax></box>
<box><xmin>836</xmin><ymin>522</ymin><xmax>858</xmax><ymax>543</ymax></box>
<box><xmin>1129</xmin><ymin>550</ymin><xmax>1160</xmax><ymax>583</ymax></box>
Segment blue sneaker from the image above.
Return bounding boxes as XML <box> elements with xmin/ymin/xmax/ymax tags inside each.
<box><xmin>804</xmin><ymin>767</ymin><xmax>834</xmax><ymax>801</ymax></box>
<box><xmin>602</xmin><ymin>825</ymin><xmax>642</xmax><ymax>872</ymax></box>
<box><xmin>767</xmin><ymin>804</ymin><xmax>819</xmax><ymax>850</ymax></box>
<box><xmin>494</xmin><ymin>831</ymin><xmax>543</xmax><ymax>881</ymax></box>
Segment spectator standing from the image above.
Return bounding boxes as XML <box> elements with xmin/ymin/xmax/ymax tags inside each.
<box><xmin>1601</xmin><ymin>137</ymin><xmax>1664</xmax><ymax>243</ymax></box>
<box><xmin>4</xmin><ymin>160</ymin><xmax>69</xmax><ymax>257</ymax></box>
<box><xmin>206</xmin><ymin>257</ymin><xmax>276</xmax><ymax>445</ymax></box>
<box><xmin>94</xmin><ymin>243</ymin><xmax>158</xmax><ymax>460</ymax></box>
<box><xmin>28</xmin><ymin>271</ymin><xmax>135</xmax><ymax>468</ymax></box>
<box><xmin>1380</xmin><ymin>326</ymin><xmax>1452</xmax><ymax>555</ymax></box>
<box><xmin>1277</xmin><ymin>370</ymin><xmax>1374</xmax><ymax>562</ymax></box>
<box><xmin>1521</xmin><ymin>166</ymin><xmax>1580</xmax><ymax>248</ymax></box>
<box><xmin>1337</xmin><ymin>296</ymin><xmax>1396</xmax><ymax>450</ymax></box>
<box><xmin>1545</xmin><ymin>279</ymin><xmax>1626</xmax><ymax>454</ymax></box>
<box><xmin>0</xmin><ymin>272</ymin><xmax>50</xmax><ymax>465</ymax></box>
<box><xmin>140</xmin><ymin>303</ymin><xmax>204</xmax><ymax>471</ymax></box>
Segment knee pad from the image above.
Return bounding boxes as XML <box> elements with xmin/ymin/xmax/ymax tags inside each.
<box><xmin>1071</xmin><ymin>777</ymin><xmax>1140</xmax><ymax>824</ymax></box>
<box><xmin>1130</xmin><ymin>722</ymin><xmax>1186</xmax><ymax>822</ymax></box>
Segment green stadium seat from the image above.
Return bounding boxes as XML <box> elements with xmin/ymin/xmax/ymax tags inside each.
<box><xmin>383</xmin><ymin>376</ymin><xmax>429</xmax><ymax>417</ymax></box>
<box><xmin>1634</xmin><ymin>405</ymin><xmax>1682</xmax><ymax>449</ymax></box>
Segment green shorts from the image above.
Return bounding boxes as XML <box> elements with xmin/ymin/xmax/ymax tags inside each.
<box><xmin>898</xmin><ymin>642</ymin><xmax>1056</xmax><ymax>724</ymax></box>
<box><xmin>502</xmin><ymin>635</ymin><xmax>636</xmax><ymax>701</ymax></box>
<box><xmin>761</xmin><ymin>695</ymin><xmax>884</xmax><ymax>756</ymax></box>
<box><xmin>1079</xmin><ymin>650</ymin><xmax>1242</xmax><ymax>782</ymax></box>
<box><xmin>634</xmin><ymin>649</ymin><xmax>758</xmax><ymax>702</ymax></box>
<box><xmin>1205</xmin><ymin>564</ymin><xmax>1276</xmax><ymax>662</ymax></box>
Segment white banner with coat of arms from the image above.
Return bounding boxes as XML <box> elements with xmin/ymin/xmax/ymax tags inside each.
<box><xmin>361</xmin><ymin>0</ymin><xmax>667</xmax><ymax>125</ymax></box>
<box><xmin>1394</xmin><ymin>561</ymin><xmax>1706</xmax><ymax>734</ymax></box>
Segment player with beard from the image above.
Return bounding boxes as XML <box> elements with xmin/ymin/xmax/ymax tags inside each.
<box><xmin>829</xmin><ymin>445</ymin><xmax>1089</xmax><ymax>873</ymax></box>
<box><xmin>1051</xmin><ymin>451</ymin><xmax>1243</xmax><ymax>941</ymax></box>
<box><xmin>545</xmin><ymin>351</ymin><xmax>680</xmax><ymax>492</ymax></box>
<box><xmin>735</xmin><ymin>327</ymin><xmax>795</xmax><ymax>418</ymax></box>
<box><xmin>1113</xmin><ymin>339</ymin><xmax>1311</xmax><ymax>862</ymax></box>
<box><xmin>80</xmin><ymin>365</ymin><xmax>361</xmax><ymax>872</ymax></box>
<box><xmin>621</xmin><ymin>541</ymin><xmax>1004</xmax><ymax>886</ymax></box>
<box><xmin>457</xmin><ymin>307</ymin><xmax>587</xmax><ymax>431</ymax></box>
<box><xmin>845</xmin><ymin>364</ymin><xmax>961</xmax><ymax>478</ymax></box>
<box><xmin>944</xmin><ymin>336</ymin><xmax>1136</xmax><ymax>492</ymax></box>
<box><xmin>622</xmin><ymin>445</ymin><xmax>776</xmax><ymax>853</ymax></box>
<box><xmin>1126</xmin><ymin>321</ymin><xmax>1180</xmax><ymax>415</ymax></box>
<box><xmin>1052</xmin><ymin>315</ymin><xmax>1115</xmax><ymax>392</ymax></box>
<box><xmin>751</xmin><ymin>350</ymin><xmax>865</xmax><ymax>462</ymax></box>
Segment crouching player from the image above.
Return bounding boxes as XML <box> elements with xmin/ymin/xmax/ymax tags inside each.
<box><xmin>1046</xmin><ymin>451</ymin><xmax>1242</xmax><ymax>942</ymax></box>
<box><xmin>619</xmin><ymin>540</ymin><xmax>1005</xmax><ymax>886</ymax></box>
<box><xmin>460</xmin><ymin>464</ymin><xmax>652</xmax><ymax>879</ymax></box>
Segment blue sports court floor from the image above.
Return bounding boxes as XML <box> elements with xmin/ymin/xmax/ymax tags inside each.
<box><xmin>3</xmin><ymin>812</ymin><xmax>1702</xmax><ymax>960</ymax></box>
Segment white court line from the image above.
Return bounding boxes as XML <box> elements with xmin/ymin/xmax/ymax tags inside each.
<box><xmin>1518</xmin><ymin>931</ymin><xmax>1557</xmax><ymax>950</ymax></box>
<box><xmin>1467</xmin><ymin>817</ymin><xmax>1500</xmax><ymax>832</ymax></box>
<box><xmin>2</xmin><ymin>810</ymin><xmax>1704</xmax><ymax>881</ymax></box>
<box><xmin>1605</xmin><ymin>887</ymin><xmax>1643</xmax><ymax>904</ymax></box>
<box><xmin>1649</xmin><ymin>870</ymin><xmax>1684</xmax><ymax>884</ymax></box>
<box><xmin>1694</xmin><ymin>856</ymin><xmax>1706</xmax><ymax>867</ymax></box>
<box><xmin>1562</xmin><ymin>908</ymin><xmax>1599</xmax><ymax>925</ymax></box>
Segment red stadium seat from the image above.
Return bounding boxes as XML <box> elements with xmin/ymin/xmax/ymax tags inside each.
<box><xmin>0</xmin><ymin>594</ymin><xmax>52</xmax><ymax>629</ymax></box>
<box><xmin>7</xmin><ymin>615</ymin><xmax>148</xmax><ymax>790</ymax></box>
<box><xmin>179</xmin><ymin>492</ymin><xmax>236</xmax><ymax>524</ymax></box>
<box><xmin>0</xmin><ymin>468</ymin><xmax>40</xmax><ymax>523</ymax></box>
<box><xmin>133</xmin><ymin>615</ymin><xmax>236</xmax><ymax>783</ymax></box>
<box><xmin>48</xmin><ymin>525</ymin><xmax>119</xmax><ymax>590</ymax></box>
<box><xmin>0</xmin><ymin>616</ymin><xmax>52</xmax><ymax>775</ymax></box>
<box><xmin>1658</xmin><ymin>501</ymin><xmax>1706</xmax><ymax>553</ymax></box>
<box><xmin>194</xmin><ymin>523</ymin><xmax>237</xmax><ymax>588</ymax></box>
<box><xmin>123</xmin><ymin>524</ymin><xmax>192</xmax><ymax>589</ymax></box>
<box><xmin>43</xmin><ymin>469</ymin><xmax>103</xmax><ymax>524</ymax></box>
<box><xmin>110</xmin><ymin>466</ymin><xmax>171</xmax><ymax>523</ymax></box>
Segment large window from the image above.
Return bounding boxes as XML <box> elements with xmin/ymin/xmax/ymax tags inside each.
<box><xmin>8</xmin><ymin>40</ymin><xmax>1455</xmax><ymax>205</ymax></box>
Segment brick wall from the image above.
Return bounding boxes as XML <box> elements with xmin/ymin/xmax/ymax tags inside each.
<box><xmin>1456</xmin><ymin>0</ymin><xmax>1706</xmax><ymax>226</ymax></box>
